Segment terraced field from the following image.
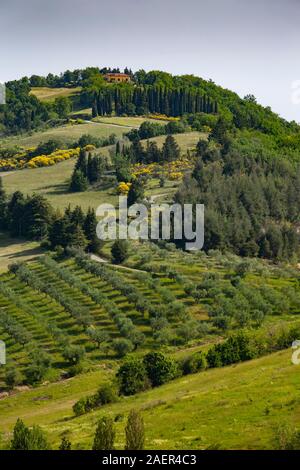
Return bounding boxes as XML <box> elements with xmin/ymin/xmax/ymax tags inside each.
<box><xmin>0</xmin><ymin>243</ymin><xmax>299</xmax><ymax>388</ymax></box>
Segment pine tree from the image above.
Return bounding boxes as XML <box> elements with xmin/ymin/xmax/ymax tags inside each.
<box><xmin>84</xmin><ymin>208</ymin><xmax>103</xmax><ymax>253</ymax></box>
<box><xmin>127</xmin><ymin>178</ymin><xmax>144</xmax><ymax>205</ymax></box>
<box><xmin>71</xmin><ymin>205</ymin><xmax>85</xmax><ymax>226</ymax></box>
<box><xmin>75</xmin><ymin>149</ymin><xmax>88</xmax><ymax>176</ymax></box>
<box><xmin>162</xmin><ymin>135</ymin><xmax>180</xmax><ymax>162</ymax></box>
<box><xmin>92</xmin><ymin>417</ymin><xmax>115</xmax><ymax>450</ymax></box>
<box><xmin>48</xmin><ymin>216</ymin><xmax>69</xmax><ymax>249</ymax></box>
<box><xmin>87</xmin><ymin>155</ymin><xmax>103</xmax><ymax>183</ymax></box>
<box><xmin>125</xmin><ymin>409</ymin><xmax>145</xmax><ymax>450</ymax></box>
<box><xmin>7</xmin><ymin>191</ymin><xmax>26</xmax><ymax>237</ymax></box>
<box><xmin>10</xmin><ymin>418</ymin><xmax>50</xmax><ymax>450</ymax></box>
<box><xmin>69</xmin><ymin>224</ymin><xmax>88</xmax><ymax>250</ymax></box>
<box><xmin>111</xmin><ymin>240</ymin><xmax>129</xmax><ymax>264</ymax></box>
<box><xmin>23</xmin><ymin>194</ymin><xmax>53</xmax><ymax>240</ymax></box>
<box><xmin>69</xmin><ymin>170</ymin><xmax>88</xmax><ymax>192</ymax></box>
<box><xmin>10</xmin><ymin>419</ymin><xmax>31</xmax><ymax>450</ymax></box>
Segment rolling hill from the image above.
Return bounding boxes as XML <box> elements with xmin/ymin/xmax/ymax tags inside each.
<box><xmin>0</xmin><ymin>348</ymin><xmax>298</xmax><ymax>450</ymax></box>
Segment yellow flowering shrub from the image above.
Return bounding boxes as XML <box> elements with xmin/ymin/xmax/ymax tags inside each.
<box><xmin>147</xmin><ymin>114</ymin><xmax>179</xmax><ymax>122</ymax></box>
<box><xmin>83</xmin><ymin>144</ymin><xmax>96</xmax><ymax>152</ymax></box>
<box><xmin>169</xmin><ymin>171</ymin><xmax>183</xmax><ymax>180</ymax></box>
<box><xmin>117</xmin><ymin>182</ymin><xmax>132</xmax><ymax>194</ymax></box>
<box><xmin>0</xmin><ymin>147</ymin><xmax>80</xmax><ymax>172</ymax></box>
<box><xmin>25</xmin><ymin>148</ymin><xmax>80</xmax><ymax>169</ymax></box>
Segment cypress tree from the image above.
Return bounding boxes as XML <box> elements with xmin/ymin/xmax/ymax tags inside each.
<box><xmin>125</xmin><ymin>409</ymin><xmax>145</xmax><ymax>450</ymax></box>
<box><xmin>75</xmin><ymin>149</ymin><xmax>88</xmax><ymax>176</ymax></box>
<box><xmin>92</xmin><ymin>417</ymin><xmax>115</xmax><ymax>450</ymax></box>
<box><xmin>84</xmin><ymin>208</ymin><xmax>103</xmax><ymax>253</ymax></box>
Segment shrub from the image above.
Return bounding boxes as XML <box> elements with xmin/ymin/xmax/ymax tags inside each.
<box><xmin>73</xmin><ymin>398</ymin><xmax>87</xmax><ymax>416</ymax></box>
<box><xmin>143</xmin><ymin>352</ymin><xmax>178</xmax><ymax>387</ymax></box>
<box><xmin>112</xmin><ymin>338</ymin><xmax>134</xmax><ymax>357</ymax></box>
<box><xmin>274</xmin><ymin>423</ymin><xmax>300</xmax><ymax>450</ymax></box>
<box><xmin>182</xmin><ymin>352</ymin><xmax>207</xmax><ymax>375</ymax></box>
<box><xmin>117</xmin><ymin>359</ymin><xmax>150</xmax><ymax>396</ymax></box>
<box><xmin>96</xmin><ymin>383</ymin><xmax>119</xmax><ymax>405</ymax></box>
<box><xmin>59</xmin><ymin>436</ymin><xmax>72</xmax><ymax>450</ymax></box>
<box><xmin>5</xmin><ymin>367</ymin><xmax>23</xmax><ymax>389</ymax></box>
<box><xmin>62</xmin><ymin>345</ymin><xmax>85</xmax><ymax>365</ymax></box>
<box><xmin>25</xmin><ymin>349</ymin><xmax>52</xmax><ymax>385</ymax></box>
<box><xmin>206</xmin><ymin>332</ymin><xmax>256</xmax><ymax>368</ymax></box>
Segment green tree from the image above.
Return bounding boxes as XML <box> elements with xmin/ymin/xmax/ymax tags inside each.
<box><xmin>127</xmin><ymin>178</ymin><xmax>144</xmax><ymax>205</ymax></box>
<box><xmin>10</xmin><ymin>419</ymin><xmax>50</xmax><ymax>450</ymax></box>
<box><xmin>75</xmin><ymin>148</ymin><xmax>88</xmax><ymax>176</ymax></box>
<box><xmin>25</xmin><ymin>349</ymin><xmax>52</xmax><ymax>385</ymax></box>
<box><xmin>86</xmin><ymin>327</ymin><xmax>110</xmax><ymax>349</ymax></box>
<box><xmin>143</xmin><ymin>352</ymin><xmax>177</xmax><ymax>387</ymax></box>
<box><xmin>162</xmin><ymin>135</ymin><xmax>180</xmax><ymax>162</ymax></box>
<box><xmin>55</xmin><ymin>96</ymin><xmax>71</xmax><ymax>118</ymax></box>
<box><xmin>84</xmin><ymin>208</ymin><xmax>103</xmax><ymax>253</ymax></box>
<box><xmin>69</xmin><ymin>224</ymin><xmax>88</xmax><ymax>250</ymax></box>
<box><xmin>5</xmin><ymin>366</ymin><xmax>23</xmax><ymax>390</ymax></box>
<box><xmin>59</xmin><ymin>436</ymin><xmax>72</xmax><ymax>450</ymax></box>
<box><xmin>112</xmin><ymin>338</ymin><xmax>134</xmax><ymax>357</ymax></box>
<box><xmin>117</xmin><ymin>359</ymin><xmax>150</xmax><ymax>396</ymax></box>
<box><xmin>111</xmin><ymin>240</ymin><xmax>129</xmax><ymax>264</ymax></box>
<box><xmin>92</xmin><ymin>417</ymin><xmax>116</xmax><ymax>450</ymax></box>
<box><xmin>62</xmin><ymin>345</ymin><xmax>85</xmax><ymax>365</ymax></box>
<box><xmin>125</xmin><ymin>409</ymin><xmax>145</xmax><ymax>450</ymax></box>
<box><xmin>69</xmin><ymin>170</ymin><xmax>88</xmax><ymax>192</ymax></box>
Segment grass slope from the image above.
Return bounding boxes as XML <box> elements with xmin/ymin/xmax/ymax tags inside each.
<box><xmin>0</xmin><ymin>232</ymin><xmax>43</xmax><ymax>273</ymax></box>
<box><xmin>92</xmin><ymin>116</ymin><xmax>170</xmax><ymax>127</ymax></box>
<box><xmin>1</xmin><ymin>131</ymin><xmax>201</xmax><ymax>211</ymax></box>
<box><xmin>0</xmin><ymin>122</ymin><xmax>127</xmax><ymax>149</ymax></box>
<box><xmin>30</xmin><ymin>87</ymin><xmax>82</xmax><ymax>103</ymax></box>
<box><xmin>0</xmin><ymin>349</ymin><xmax>298</xmax><ymax>449</ymax></box>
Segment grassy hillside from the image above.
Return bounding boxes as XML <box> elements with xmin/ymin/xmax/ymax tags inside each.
<box><xmin>1</xmin><ymin>131</ymin><xmax>201</xmax><ymax>211</ymax></box>
<box><xmin>30</xmin><ymin>87</ymin><xmax>82</xmax><ymax>103</ymax></box>
<box><xmin>1</xmin><ymin>156</ymin><xmax>117</xmax><ymax>212</ymax></box>
<box><xmin>92</xmin><ymin>116</ymin><xmax>171</xmax><ymax>127</ymax></box>
<box><xmin>0</xmin><ymin>349</ymin><xmax>298</xmax><ymax>449</ymax></box>
<box><xmin>0</xmin><ymin>233</ymin><xmax>43</xmax><ymax>273</ymax></box>
<box><xmin>0</xmin><ymin>122</ymin><xmax>126</xmax><ymax>149</ymax></box>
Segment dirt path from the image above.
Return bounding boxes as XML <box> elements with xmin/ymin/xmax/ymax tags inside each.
<box><xmin>90</xmin><ymin>253</ymin><xmax>147</xmax><ymax>273</ymax></box>
<box><xmin>0</xmin><ymin>170</ymin><xmax>17</xmax><ymax>177</ymax></box>
<box><xmin>149</xmin><ymin>193</ymin><xmax>171</xmax><ymax>203</ymax></box>
<box><xmin>83</xmin><ymin>120</ymin><xmax>136</xmax><ymax>129</ymax></box>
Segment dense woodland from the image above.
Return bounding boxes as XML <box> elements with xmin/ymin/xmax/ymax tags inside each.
<box><xmin>175</xmin><ymin>128</ymin><xmax>300</xmax><ymax>260</ymax></box>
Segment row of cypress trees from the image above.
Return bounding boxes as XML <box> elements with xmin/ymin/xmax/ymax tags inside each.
<box><xmin>93</xmin><ymin>85</ymin><xmax>218</xmax><ymax>117</ymax></box>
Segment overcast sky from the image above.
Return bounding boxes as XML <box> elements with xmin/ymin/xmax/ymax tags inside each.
<box><xmin>0</xmin><ymin>0</ymin><xmax>300</xmax><ymax>121</ymax></box>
